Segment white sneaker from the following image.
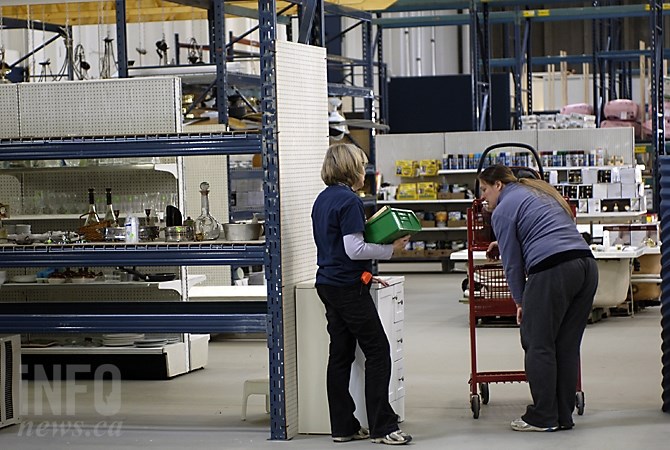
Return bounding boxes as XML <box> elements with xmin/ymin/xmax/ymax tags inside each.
<box><xmin>371</xmin><ymin>429</ymin><xmax>412</xmax><ymax>445</ymax></box>
<box><xmin>510</xmin><ymin>418</ymin><xmax>558</xmax><ymax>432</ymax></box>
<box><xmin>332</xmin><ymin>427</ymin><xmax>370</xmax><ymax>442</ymax></box>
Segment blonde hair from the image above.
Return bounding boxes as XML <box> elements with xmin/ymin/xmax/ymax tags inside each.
<box><xmin>321</xmin><ymin>143</ymin><xmax>368</xmax><ymax>187</ymax></box>
<box><xmin>478</xmin><ymin>164</ymin><xmax>573</xmax><ymax>217</ymax></box>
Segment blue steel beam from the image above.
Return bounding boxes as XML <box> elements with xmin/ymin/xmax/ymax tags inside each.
<box><xmin>374</xmin><ymin>5</ymin><xmax>670</xmax><ymax>28</ymax></box>
<box><xmin>379</xmin><ymin>0</ymin><xmax>593</xmax><ymax>12</ymax></box>
<box><xmin>486</xmin><ymin>49</ymin><xmax>670</xmax><ymax>68</ymax></box>
<box><xmin>298</xmin><ymin>0</ymin><xmax>319</xmax><ymax>44</ymax></box>
<box><xmin>0</xmin><ymin>301</ymin><xmax>267</xmax><ymax>334</ymax></box>
<box><xmin>0</xmin><ymin>133</ymin><xmax>261</xmax><ymax>160</ymax></box>
<box><xmin>0</xmin><ymin>314</ymin><xmax>267</xmax><ymax>334</ymax></box>
<box><xmin>324</xmin><ymin>2</ymin><xmax>372</xmax><ymax>21</ymax></box>
<box><xmin>0</xmin><ymin>243</ymin><xmax>266</xmax><ymax>267</ymax></box>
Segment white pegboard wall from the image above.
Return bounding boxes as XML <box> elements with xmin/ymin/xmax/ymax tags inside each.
<box><xmin>182</xmin><ymin>155</ymin><xmax>231</xmax><ymax>287</ymax></box>
<box><xmin>0</xmin><ymin>83</ymin><xmax>20</xmax><ymax>139</ymax></box>
<box><xmin>275</xmin><ymin>41</ymin><xmax>327</xmax><ymax>286</ymax></box>
<box><xmin>275</xmin><ymin>40</ymin><xmax>329</xmax><ymax>440</ymax></box>
<box><xmin>536</xmin><ymin>128</ymin><xmax>635</xmax><ymax>164</ymax></box>
<box><xmin>17</xmin><ymin>77</ymin><xmax>183</xmax><ymax>138</ymax></box>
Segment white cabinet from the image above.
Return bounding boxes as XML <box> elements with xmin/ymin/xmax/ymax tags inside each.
<box><xmin>295</xmin><ymin>277</ymin><xmax>405</xmax><ymax>434</ymax></box>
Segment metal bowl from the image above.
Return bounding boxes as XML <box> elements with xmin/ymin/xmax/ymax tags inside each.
<box><xmin>164</xmin><ymin>226</ymin><xmax>194</xmax><ymax>242</ymax></box>
<box><xmin>103</xmin><ymin>227</ymin><xmax>126</xmax><ymax>242</ymax></box>
<box><xmin>139</xmin><ymin>226</ymin><xmax>160</xmax><ymax>242</ymax></box>
<box><xmin>223</xmin><ymin>223</ymin><xmax>263</xmax><ymax>241</ymax></box>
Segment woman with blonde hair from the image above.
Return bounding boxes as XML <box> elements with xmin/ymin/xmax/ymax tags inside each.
<box><xmin>478</xmin><ymin>164</ymin><xmax>597</xmax><ymax>433</ymax></box>
<box><xmin>312</xmin><ymin>143</ymin><xmax>412</xmax><ymax>445</ymax></box>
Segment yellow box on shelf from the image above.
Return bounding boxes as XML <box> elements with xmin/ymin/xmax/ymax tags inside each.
<box><xmin>419</xmin><ymin>159</ymin><xmax>440</xmax><ymax>176</ymax></box>
<box><xmin>395</xmin><ymin>160</ymin><xmax>419</xmax><ymax>178</ymax></box>
<box><xmin>417</xmin><ymin>182</ymin><xmax>438</xmax><ymax>200</ymax></box>
<box><xmin>396</xmin><ymin>183</ymin><xmax>418</xmax><ymax>200</ymax></box>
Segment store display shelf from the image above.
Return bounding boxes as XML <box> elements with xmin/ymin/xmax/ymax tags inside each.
<box><xmin>0</xmin><ymin>242</ymin><xmax>265</xmax><ymax>267</ymax></box>
<box><xmin>378</xmin><ymin>199</ymin><xmax>472</xmax><ymax>205</ymax></box>
<box><xmin>0</xmin><ymin>132</ymin><xmax>261</xmax><ymax>160</ymax></box>
<box><xmin>420</xmin><ymin>227</ymin><xmax>468</xmax><ymax>231</ymax></box>
<box><xmin>576</xmin><ymin>211</ymin><xmax>647</xmax><ymax>223</ymax></box>
<box><xmin>0</xmin><ymin>163</ymin><xmax>178</xmax><ymax>178</ymax></box>
<box><xmin>437</xmin><ymin>169</ymin><xmax>479</xmax><ymax>175</ymax></box>
<box><xmin>0</xmin><ymin>275</ymin><xmax>206</xmax><ymax>294</ymax></box>
<box><xmin>4</xmin><ymin>214</ymin><xmax>82</xmax><ymax>221</ymax></box>
<box><xmin>128</xmin><ymin>65</ymin><xmax>261</xmax><ymax>87</ymax></box>
<box><xmin>543</xmin><ymin>166</ymin><xmax>625</xmax><ymax>170</ymax></box>
<box><xmin>22</xmin><ymin>342</ymin><xmax>184</xmax><ymax>355</ymax></box>
<box><xmin>389</xmin><ymin>256</ymin><xmax>451</xmax><ymax>262</ymax></box>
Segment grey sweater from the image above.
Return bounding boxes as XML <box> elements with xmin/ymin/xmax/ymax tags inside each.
<box><xmin>491</xmin><ymin>182</ymin><xmax>591</xmax><ymax>303</ymax></box>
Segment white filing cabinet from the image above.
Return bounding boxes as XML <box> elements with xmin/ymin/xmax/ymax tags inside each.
<box><xmin>295</xmin><ymin>277</ymin><xmax>405</xmax><ymax>434</ymax></box>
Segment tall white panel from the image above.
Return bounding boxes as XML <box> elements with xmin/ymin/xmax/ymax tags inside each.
<box><xmin>275</xmin><ymin>40</ymin><xmax>329</xmax><ymax>439</ymax></box>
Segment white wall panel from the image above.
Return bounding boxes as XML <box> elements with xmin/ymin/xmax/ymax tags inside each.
<box><xmin>0</xmin><ymin>84</ymin><xmax>20</xmax><ymax>139</ymax></box>
<box><xmin>537</xmin><ymin>128</ymin><xmax>635</xmax><ymax>164</ymax></box>
<box><xmin>18</xmin><ymin>77</ymin><xmax>182</xmax><ymax>137</ymax></box>
<box><xmin>275</xmin><ymin>40</ymin><xmax>329</xmax><ymax>440</ymax></box>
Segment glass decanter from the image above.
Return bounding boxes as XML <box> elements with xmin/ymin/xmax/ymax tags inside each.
<box><xmin>195</xmin><ymin>182</ymin><xmax>221</xmax><ymax>240</ymax></box>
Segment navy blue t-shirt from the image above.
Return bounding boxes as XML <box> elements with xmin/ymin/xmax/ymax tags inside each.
<box><xmin>312</xmin><ymin>184</ymin><xmax>372</xmax><ymax>286</ymax></box>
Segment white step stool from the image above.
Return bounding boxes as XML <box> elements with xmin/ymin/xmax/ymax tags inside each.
<box><xmin>241</xmin><ymin>377</ymin><xmax>270</xmax><ymax>420</ymax></box>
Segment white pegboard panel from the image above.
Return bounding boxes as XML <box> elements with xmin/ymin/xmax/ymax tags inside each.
<box><xmin>182</xmin><ymin>155</ymin><xmax>231</xmax><ymax>287</ymax></box>
<box><xmin>536</xmin><ymin>128</ymin><xmax>635</xmax><ymax>164</ymax></box>
<box><xmin>17</xmin><ymin>77</ymin><xmax>183</xmax><ymax>138</ymax></box>
<box><xmin>275</xmin><ymin>40</ymin><xmax>329</xmax><ymax>440</ymax></box>
<box><xmin>0</xmin><ymin>83</ymin><xmax>20</xmax><ymax>139</ymax></box>
<box><xmin>0</xmin><ymin>174</ymin><xmax>22</xmax><ymax>216</ymax></box>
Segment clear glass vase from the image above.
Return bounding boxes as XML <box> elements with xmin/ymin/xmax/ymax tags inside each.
<box><xmin>195</xmin><ymin>182</ymin><xmax>221</xmax><ymax>240</ymax></box>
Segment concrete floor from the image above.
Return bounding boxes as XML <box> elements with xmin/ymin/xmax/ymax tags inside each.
<box><xmin>1</xmin><ymin>272</ymin><xmax>668</xmax><ymax>449</ymax></box>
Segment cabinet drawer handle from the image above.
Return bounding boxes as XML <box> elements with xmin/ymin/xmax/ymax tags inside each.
<box><xmin>398</xmin><ymin>299</ymin><xmax>404</xmax><ymax>305</ymax></box>
<box><xmin>392</xmin><ymin>296</ymin><xmax>398</xmax><ymax>301</ymax></box>
<box><xmin>397</xmin><ymin>338</ymin><xmax>403</xmax><ymax>344</ymax></box>
<box><xmin>398</xmin><ymin>376</ymin><xmax>405</xmax><ymax>382</ymax></box>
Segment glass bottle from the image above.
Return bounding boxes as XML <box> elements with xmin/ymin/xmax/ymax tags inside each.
<box><xmin>195</xmin><ymin>182</ymin><xmax>220</xmax><ymax>240</ymax></box>
<box><xmin>103</xmin><ymin>188</ymin><xmax>118</xmax><ymax>226</ymax></box>
<box><xmin>83</xmin><ymin>188</ymin><xmax>100</xmax><ymax>226</ymax></box>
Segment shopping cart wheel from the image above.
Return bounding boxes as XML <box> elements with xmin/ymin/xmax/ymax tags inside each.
<box><xmin>479</xmin><ymin>383</ymin><xmax>490</xmax><ymax>405</ymax></box>
<box><xmin>575</xmin><ymin>391</ymin><xmax>585</xmax><ymax>415</ymax></box>
<box><xmin>470</xmin><ymin>395</ymin><xmax>481</xmax><ymax>419</ymax></box>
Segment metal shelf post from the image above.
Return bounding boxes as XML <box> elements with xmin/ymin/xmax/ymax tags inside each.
<box><xmin>258</xmin><ymin>0</ymin><xmax>285</xmax><ymax>440</ymax></box>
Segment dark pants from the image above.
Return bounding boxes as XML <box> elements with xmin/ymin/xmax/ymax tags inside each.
<box><xmin>520</xmin><ymin>257</ymin><xmax>598</xmax><ymax>428</ymax></box>
<box><xmin>316</xmin><ymin>283</ymin><xmax>399</xmax><ymax>439</ymax></box>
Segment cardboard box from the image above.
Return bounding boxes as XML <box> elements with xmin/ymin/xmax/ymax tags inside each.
<box><xmin>395</xmin><ymin>160</ymin><xmax>419</xmax><ymax>178</ymax></box>
<box><xmin>417</xmin><ymin>182</ymin><xmax>438</xmax><ymax>200</ymax></box>
<box><xmin>437</xmin><ymin>192</ymin><xmax>467</xmax><ymax>200</ymax></box>
<box><xmin>592</xmin><ymin>183</ymin><xmax>609</xmax><ymax>199</ymax></box>
<box><xmin>607</xmin><ymin>183</ymin><xmax>622</xmax><ymax>198</ymax></box>
<box><xmin>420</xmin><ymin>220</ymin><xmax>435</xmax><ymax>228</ymax></box>
<box><xmin>621</xmin><ymin>183</ymin><xmax>638</xmax><ymax>199</ymax></box>
<box><xmin>587</xmin><ymin>199</ymin><xmax>601</xmax><ymax>213</ymax></box>
<box><xmin>448</xmin><ymin>219</ymin><xmax>467</xmax><ymax>228</ymax></box>
<box><xmin>420</xmin><ymin>159</ymin><xmax>440</xmax><ymax>176</ymax></box>
<box><xmin>396</xmin><ymin>183</ymin><xmax>418</xmax><ymax>200</ymax></box>
<box><xmin>581</xmin><ymin>168</ymin><xmax>599</xmax><ymax>185</ymax></box>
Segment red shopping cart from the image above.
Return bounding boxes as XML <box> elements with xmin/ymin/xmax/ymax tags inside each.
<box><xmin>466</xmin><ymin>142</ymin><xmax>584</xmax><ymax>419</ymax></box>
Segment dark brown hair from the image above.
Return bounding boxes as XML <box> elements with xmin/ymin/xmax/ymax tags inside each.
<box><xmin>478</xmin><ymin>164</ymin><xmax>573</xmax><ymax>217</ymax></box>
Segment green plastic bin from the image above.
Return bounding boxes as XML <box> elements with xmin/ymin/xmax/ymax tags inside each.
<box><xmin>365</xmin><ymin>206</ymin><xmax>422</xmax><ymax>244</ymax></box>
